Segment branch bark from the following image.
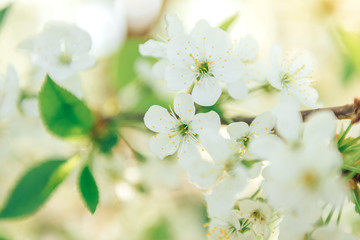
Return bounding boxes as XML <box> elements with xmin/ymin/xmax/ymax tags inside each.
<box><xmin>227</xmin><ymin>98</ymin><xmax>360</xmax><ymax>125</ymax></box>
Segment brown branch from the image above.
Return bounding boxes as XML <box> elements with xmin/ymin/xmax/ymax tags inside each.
<box><xmin>110</xmin><ymin>98</ymin><xmax>360</xmax><ymax>126</ymax></box>
<box><xmin>227</xmin><ymin>98</ymin><xmax>360</xmax><ymax>125</ymax></box>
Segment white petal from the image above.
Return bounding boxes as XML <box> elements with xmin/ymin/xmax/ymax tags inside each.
<box><xmin>190</xmin><ymin>19</ymin><xmax>212</xmax><ymax>39</ymax></box>
<box><xmin>192</xmin><ymin>110</ymin><xmax>221</xmax><ymax>134</ymax></box>
<box><xmin>199</xmin><ymin>133</ymin><xmax>232</xmax><ymax>163</ymax></box>
<box><xmin>139</xmin><ymin>39</ymin><xmax>167</xmax><ymax>58</ymax></box>
<box><xmin>267</xmin><ymin>45</ymin><xmax>283</xmax><ymax>89</ymax></box>
<box><xmin>270</xmin><ymin>44</ymin><xmax>282</xmax><ymax>70</ymax></box>
<box><xmin>70</xmin><ymin>55</ymin><xmax>96</xmax><ymax>70</ymax></box>
<box><xmin>227</xmin><ymin>122</ymin><xmax>249</xmax><ymax>141</ymax></box>
<box><xmin>249</xmin><ymin>111</ymin><xmax>276</xmax><ymax>136</ymax></box>
<box><xmin>312</xmin><ymin>225</ymin><xmax>358</xmax><ymax>240</ymax></box>
<box><xmin>212</xmin><ymin>55</ymin><xmax>244</xmax><ymax>83</ymax></box>
<box><xmin>288</xmin><ymin>85</ymin><xmax>319</xmax><ymax>108</ymax></box>
<box><xmin>152</xmin><ymin>59</ymin><xmax>169</xmax><ymax>79</ymax></box>
<box><xmin>303</xmin><ymin>110</ymin><xmax>337</xmax><ymax>146</ymax></box>
<box><xmin>64</xmin><ymin>25</ymin><xmax>93</xmax><ymax>56</ymax></box>
<box><xmin>144</xmin><ymin>105</ymin><xmax>176</xmax><ymax>132</ymax></box>
<box><xmin>167</xmin><ymin>34</ymin><xmax>196</xmax><ymax>66</ymax></box>
<box><xmin>47</xmin><ymin>65</ymin><xmax>76</xmax><ymax>81</ymax></box>
<box><xmin>165</xmin><ymin>64</ymin><xmax>194</xmax><ymax>91</ymax></box>
<box><xmin>272</xmin><ymin>94</ymin><xmax>302</xmax><ymax>142</ymax></box>
<box><xmin>192</xmin><ymin>77</ymin><xmax>222</xmax><ymax>106</ymax></box>
<box><xmin>249</xmin><ymin>135</ymin><xmax>286</xmax><ymax>160</ymax></box>
<box><xmin>287</xmin><ymin>50</ymin><xmax>313</xmax><ymax>78</ymax></box>
<box><xmin>206</xmin><ymin>169</ymin><xmax>247</xmax><ymax>216</ymax></box>
<box><xmin>177</xmin><ymin>138</ymin><xmax>201</xmax><ymax>168</ymax></box>
<box><xmin>165</xmin><ymin>14</ymin><xmax>185</xmax><ymax>39</ymax></box>
<box><xmin>246</xmin><ymin>162</ymin><xmax>262</xmax><ymax>179</ymax></box>
<box><xmin>243</xmin><ymin>62</ymin><xmax>266</xmax><ymax>83</ymax></box>
<box><xmin>174</xmin><ymin>93</ymin><xmax>195</xmax><ymax>122</ymax></box>
<box><xmin>226</xmin><ymin>80</ymin><xmax>248</xmax><ymax>100</ymax></box>
<box><xmin>186</xmin><ymin>159</ymin><xmax>222</xmax><ymax>189</ymax></box>
<box><xmin>192</xmin><ymin>27</ymin><xmax>232</xmax><ymax>57</ymax></box>
<box><xmin>149</xmin><ymin>133</ymin><xmax>181</xmax><ymax>159</ymax></box>
<box><xmin>236</xmin><ymin>35</ymin><xmax>258</xmax><ymax>62</ymax></box>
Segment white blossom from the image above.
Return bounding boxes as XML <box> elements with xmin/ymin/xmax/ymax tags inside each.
<box><xmin>144</xmin><ymin>93</ymin><xmax>222</xmax><ymax>167</ymax></box>
<box><xmin>207</xmin><ymin>210</ymin><xmax>256</xmax><ymax>240</ymax></box>
<box><xmin>250</xmin><ymin>110</ymin><xmax>346</xmax><ymax>239</ymax></box>
<box><xmin>20</xmin><ymin>21</ymin><xmax>95</xmax><ymax>81</ymax></box>
<box><xmin>166</xmin><ymin>20</ymin><xmax>243</xmax><ymax>106</ymax></box>
<box><xmin>267</xmin><ymin>45</ymin><xmax>318</xmax><ymax>108</ymax></box>
<box><xmin>237</xmin><ymin>199</ymin><xmax>273</xmax><ymax>239</ymax></box>
<box><xmin>227</xmin><ymin>112</ymin><xmax>275</xmax><ymax>157</ymax></box>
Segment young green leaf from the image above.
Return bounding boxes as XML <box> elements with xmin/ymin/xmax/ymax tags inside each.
<box><xmin>79</xmin><ymin>166</ymin><xmax>99</xmax><ymax>214</ymax></box>
<box><xmin>110</xmin><ymin>38</ymin><xmax>144</xmax><ymax>90</ymax></box>
<box><xmin>218</xmin><ymin>12</ymin><xmax>239</xmax><ymax>31</ymax></box>
<box><xmin>0</xmin><ymin>4</ymin><xmax>11</xmax><ymax>30</ymax></box>
<box><xmin>0</xmin><ymin>158</ymin><xmax>78</xmax><ymax>219</ymax></box>
<box><xmin>38</xmin><ymin>76</ymin><xmax>94</xmax><ymax>138</ymax></box>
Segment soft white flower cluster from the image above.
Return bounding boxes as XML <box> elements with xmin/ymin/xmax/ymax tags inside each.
<box><xmin>140</xmin><ymin>15</ymin><xmax>318</xmax><ymax>108</ymax></box>
<box><xmin>143</xmin><ymin>15</ymin><xmax>357</xmax><ymax>240</ymax></box>
<box><xmin>20</xmin><ymin>21</ymin><xmax>95</xmax><ymax>94</ymax></box>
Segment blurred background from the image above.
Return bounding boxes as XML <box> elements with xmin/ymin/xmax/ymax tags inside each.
<box><xmin>0</xmin><ymin>0</ymin><xmax>360</xmax><ymax>239</ymax></box>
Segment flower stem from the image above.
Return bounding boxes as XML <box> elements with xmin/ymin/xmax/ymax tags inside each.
<box><xmin>325</xmin><ymin>206</ymin><xmax>335</xmax><ymax>224</ymax></box>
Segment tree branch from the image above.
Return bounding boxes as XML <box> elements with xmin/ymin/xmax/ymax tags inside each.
<box><xmin>111</xmin><ymin>98</ymin><xmax>360</xmax><ymax>126</ymax></box>
<box><xmin>227</xmin><ymin>98</ymin><xmax>360</xmax><ymax>125</ymax></box>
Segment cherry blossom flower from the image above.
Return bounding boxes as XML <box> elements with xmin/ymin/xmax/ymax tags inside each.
<box><xmin>20</xmin><ymin>21</ymin><xmax>95</xmax><ymax>81</ymax></box>
<box><xmin>267</xmin><ymin>45</ymin><xmax>318</xmax><ymax>108</ymax></box>
<box><xmin>166</xmin><ymin>20</ymin><xmax>243</xmax><ymax>106</ymax></box>
<box><xmin>237</xmin><ymin>199</ymin><xmax>273</xmax><ymax>240</ymax></box>
<box><xmin>227</xmin><ymin>112</ymin><xmax>275</xmax><ymax>156</ymax></box>
<box><xmin>250</xmin><ymin>110</ymin><xmax>346</xmax><ymax>239</ymax></box>
<box><xmin>207</xmin><ymin>210</ymin><xmax>257</xmax><ymax>240</ymax></box>
<box><xmin>144</xmin><ymin>93</ymin><xmax>222</xmax><ymax>167</ymax></box>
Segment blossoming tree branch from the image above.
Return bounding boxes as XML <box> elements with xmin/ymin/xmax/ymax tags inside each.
<box><xmin>0</xmin><ymin>9</ymin><xmax>360</xmax><ymax>240</ymax></box>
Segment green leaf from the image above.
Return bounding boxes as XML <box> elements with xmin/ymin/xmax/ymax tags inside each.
<box><xmin>0</xmin><ymin>5</ymin><xmax>11</xmax><ymax>30</ymax></box>
<box><xmin>352</xmin><ymin>187</ymin><xmax>360</xmax><ymax>215</ymax></box>
<box><xmin>38</xmin><ymin>75</ymin><xmax>94</xmax><ymax>138</ymax></box>
<box><xmin>0</xmin><ymin>157</ymin><xmax>79</xmax><ymax>219</ymax></box>
<box><xmin>79</xmin><ymin>166</ymin><xmax>99</xmax><ymax>214</ymax></box>
<box><xmin>142</xmin><ymin>219</ymin><xmax>172</xmax><ymax>240</ymax></box>
<box><xmin>336</xmin><ymin>27</ymin><xmax>360</xmax><ymax>84</ymax></box>
<box><xmin>218</xmin><ymin>12</ymin><xmax>239</xmax><ymax>31</ymax></box>
<box><xmin>110</xmin><ymin>38</ymin><xmax>144</xmax><ymax>90</ymax></box>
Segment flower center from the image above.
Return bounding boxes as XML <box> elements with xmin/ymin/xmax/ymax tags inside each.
<box><xmin>250</xmin><ymin>210</ymin><xmax>266</xmax><ymax>223</ymax></box>
<box><xmin>280</xmin><ymin>72</ymin><xmax>292</xmax><ymax>87</ymax></box>
<box><xmin>301</xmin><ymin>171</ymin><xmax>319</xmax><ymax>190</ymax></box>
<box><xmin>178</xmin><ymin>123</ymin><xmax>191</xmax><ymax>136</ymax></box>
<box><xmin>193</xmin><ymin>60</ymin><xmax>214</xmax><ymax>81</ymax></box>
<box><xmin>198</xmin><ymin>61</ymin><xmax>209</xmax><ymax>74</ymax></box>
<box><xmin>236</xmin><ymin>134</ymin><xmax>252</xmax><ymax>149</ymax></box>
<box><xmin>59</xmin><ymin>53</ymin><xmax>72</xmax><ymax>65</ymax></box>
